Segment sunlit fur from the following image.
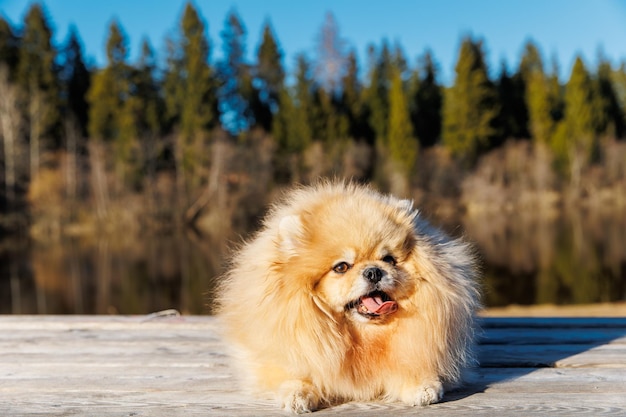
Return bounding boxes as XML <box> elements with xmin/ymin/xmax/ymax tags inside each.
<box><xmin>216</xmin><ymin>181</ymin><xmax>480</xmax><ymax>413</ymax></box>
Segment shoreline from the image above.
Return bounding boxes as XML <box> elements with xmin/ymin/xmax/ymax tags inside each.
<box><xmin>480</xmin><ymin>302</ymin><xmax>626</xmax><ymax>317</ymax></box>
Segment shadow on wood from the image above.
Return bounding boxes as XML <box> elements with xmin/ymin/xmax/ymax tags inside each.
<box><xmin>441</xmin><ymin>317</ymin><xmax>626</xmax><ymax>404</ymax></box>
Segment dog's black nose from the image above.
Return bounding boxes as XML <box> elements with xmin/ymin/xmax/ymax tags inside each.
<box><xmin>363</xmin><ymin>267</ymin><xmax>383</xmax><ymax>283</ymax></box>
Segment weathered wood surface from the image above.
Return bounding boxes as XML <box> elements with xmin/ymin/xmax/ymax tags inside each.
<box><xmin>1</xmin><ymin>315</ymin><xmax>626</xmax><ymax>416</ymax></box>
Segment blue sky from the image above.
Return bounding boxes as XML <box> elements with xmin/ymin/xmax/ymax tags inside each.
<box><xmin>2</xmin><ymin>0</ymin><xmax>626</xmax><ymax>84</ymax></box>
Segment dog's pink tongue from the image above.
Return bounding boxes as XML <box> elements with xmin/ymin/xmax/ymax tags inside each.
<box><xmin>361</xmin><ymin>295</ymin><xmax>398</xmax><ymax>315</ymax></box>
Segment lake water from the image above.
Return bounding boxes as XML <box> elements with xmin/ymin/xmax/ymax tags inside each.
<box><xmin>1</xmin><ymin>207</ymin><xmax>625</xmax><ymax>314</ymax></box>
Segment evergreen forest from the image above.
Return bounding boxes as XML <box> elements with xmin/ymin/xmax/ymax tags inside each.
<box><xmin>1</xmin><ymin>2</ymin><xmax>626</xmax><ymax>243</ymax></box>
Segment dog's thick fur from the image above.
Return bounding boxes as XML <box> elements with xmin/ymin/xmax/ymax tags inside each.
<box><xmin>216</xmin><ymin>182</ymin><xmax>480</xmax><ymax>413</ymax></box>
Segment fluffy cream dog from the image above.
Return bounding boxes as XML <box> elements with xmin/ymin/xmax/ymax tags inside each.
<box><xmin>217</xmin><ymin>182</ymin><xmax>480</xmax><ymax>413</ymax></box>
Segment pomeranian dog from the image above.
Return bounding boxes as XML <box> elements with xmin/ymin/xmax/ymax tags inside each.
<box><xmin>217</xmin><ymin>182</ymin><xmax>480</xmax><ymax>413</ymax></box>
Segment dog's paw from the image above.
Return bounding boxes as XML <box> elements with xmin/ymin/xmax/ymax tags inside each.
<box><xmin>278</xmin><ymin>380</ymin><xmax>322</xmax><ymax>414</ymax></box>
<box><xmin>404</xmin><ymin>380</ymin><xmax>444</xmax><ymax>406</ymax></box>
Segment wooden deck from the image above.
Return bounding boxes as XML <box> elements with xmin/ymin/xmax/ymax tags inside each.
<box><xmin>1</xmin><ymin>314</ymin><xmax>625</xmax><ymax>416</ymax></box>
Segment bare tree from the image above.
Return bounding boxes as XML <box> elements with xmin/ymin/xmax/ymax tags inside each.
<box><xmin>64</xmin><ymin>117</ymin><xmax>81</xmax><ymax>217</ymax></box>
<box><xmin>185</xmin><ymin>130</ymin><xmax>229</xmax><ymax>226</ymax></box>
<box><xmin>314</xmin><ymin>12</ymin><xmax>348</xmax><ymax>93</ymax></box>
<box><xmin>0</xmin><ymin>65</ymin><xmax>23</xmax><ymax>211</ymax></box>
<box><xmin>88</xmin><ymin>141</ymin><xmax>109</xmax><ymax>221</ymax></box>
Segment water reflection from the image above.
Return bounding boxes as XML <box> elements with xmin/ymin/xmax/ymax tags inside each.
<box><xmin>1</xmin><ymin>208</ymin><xmax>625</xmax><ymax>314</ymax></box>
<box><xmin>0</xmin><ymin>231</ymin><xmax>222</xmax><ymax>315</ymax></box>
<box><xmin>462</xmin><ymin>207</ymin><xmax>626</xmax><ymax>307</ymax></box>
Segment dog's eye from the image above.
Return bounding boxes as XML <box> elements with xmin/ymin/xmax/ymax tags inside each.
<box><xmin>382</xmin><ymin>255</ymin><xmax>396</xmax><ymax>265</ymax></box>
<box><xmin>332</xmin><ymin>262</ymin><xmax>351</xmax><ymax>274</ymax></box>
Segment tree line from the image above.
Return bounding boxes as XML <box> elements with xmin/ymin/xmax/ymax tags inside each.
<box><xmin>1</xmin><ymin>2</ymin><xmax>625</xmax><ymax>237</ymax></box>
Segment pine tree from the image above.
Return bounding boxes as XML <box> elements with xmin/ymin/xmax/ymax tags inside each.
<box><xmin>339</xmin><ymin>49</ymin><xmax>369</xmax><ymax>140</ymax></box>
<box><xmin>87</xmin><ymin>68</ymin><xmax>119</xmax><ymax>142</ymax></box>
<box><xmin>612</xmin><ymin>62</ymin><xmax>626</xmax><ymax>132</ymax></box>
<box><xmin>273</xmin><ymin>87</ymin><xmax>311</xmax><ymax>154</ymax></box>
<box><xmin>551</xmin><ymin>56</ymin><xmax>598</xmax><ymax>184</ymax></box>
<box><xmin>272</xmin><ymin>56</ymin><xmax>313</xmax><ymax>181</ymax></box>
<box><xmin>17</xmin><ymin>1</ymin><xmax>61</xmax><ymax>177</ymax></box>
<box><xmin>311</xmin><ymin>85</ymin><xmax>346</xmax><ymax>144</ymax></box>
<box><xmin>162</xmin><ymin>1</ymin><xmax>219</xmax><ymax>205</ymax></box>
<box><xmin>252</xmin><ymin>21</ymin><xmax>284</xmax><ymax>132</ymax></box>
<box><xmin>547</xmin><ymin>57</ymin><xmax>564</xmax><ymax>125</ymax></box>
<box><xmin>87</xmin><ymin>19</ymin><xmax>142</xmax><ymax>187</ymax></box>
<box><xmin>18</xmin><ymin>3</ymin><xmax>59</xmax><ymax>106</ymax></box>
<box><xmin>119</xmin><ymin>39</ymin><xmax>161</xmax><ymax>159</ymax></box>
<box><xmin>132</xmin><ymin>39</ymin><xmax>162</xmax><ymax>138</ymax></box>
<box><xmin>218</xmin><ymin>9</ymin><xmax>252</xmax><ymax>134</ymax></box>
<box><xmin>272</xmin><ymin>86</ymin><xmax>297</xmax><ymax>154</ymax></box>
<box><xmin>495</xmin><ymin>61</ymin><xmax>527</xmax><ymax>141</ymax></box>
<box><xmin>163</xmin><ymin>2</ymin><xmax>217</xmax><ymax>139</ymax></box>
<box><xmin>391</xmin><ymin>43</ymin><xmax>408</xmax><ymax>76</ymax></box>
<box><xmin>410</xmin><ymin>50</ymin><xmax>442</xmax><ymax>147</ymax></box>
<box><xmin>519</xmin><ymin>41</ymin><xmax>555</xmax><ymax>144</ymax></box>
<box><xmin>292</xmin><ymin>54</ymin><xmax>314</xmax><ymax>147</ymax></box>
<box><xmin>595</xmin><ymin>55</ymin><xmax>624</xmax><ymax>138</ymax></box>
<box><xmin>59</xmin><ymin>26</ymin><xmax>91</xmax><ymax>137</ymax></box>
<box><xmin>557</xmin><ymin>56</ymin><xmax>597</xmax><ymax>154</ymax></box>
<box><xmin>442</xmin><ymin>36</ymin><xmax>498</xmax><ymax>162</ymax></box>
<box><xmin>120</xmin><ymin>39</ymin><xmax>164</xmax><ymax>187</ymax></box>
<box><xmin>87</xmin><ymin>20</ymin><xmax>131</xmax><ymax>142</ymax></box>
<box><xmin>363</xmin><ymin>42</ymin><xmax>393</xmax><ymax>143</ymax></box>
<box><xmin>0</xmin><ymin>17</ymin><xmax>19</xmax><ymax>77</ymax></box>
<box><xmin>525</xmin><ymin>66</ymin><xmax>554</xmax><ymax>144</ymax></box>
<box><xmin>387</xmin><ymin>67</ymin><xmax>417</xmax><ymax>175</ymax></box>
<box><xmin>519</xmin><ymin>41</ymin><xmax>543</xmax><ymax>82</ymax></box>
<box><xmin>569</xmin><ymin>58</ymin><xmax>597</xmax><ymax>136</ymax></box>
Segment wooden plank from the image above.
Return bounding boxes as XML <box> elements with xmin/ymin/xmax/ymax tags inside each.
<box><xmin>6</xmin><ymin>326</ymin><xmax>625</xmax><ymax>346</ymax></box>
<box><xmin>3</xmin><ymin>389</ymin><xmax>626</xmax><ymax>416</ymax></box>
<box><xmin>3</xmin><ymin>367</ymin><xmax>626</xmax><ymax>395</ymax></box>
<box><xmin>2</xmin><ymin>315</ymin><xmax>626</xmax><ymax>416</ymax></box>
<box><xmin>13</xmin><ymin>336</ymin><xmax>614</xmax><ymax>368</ymax></box>
<box><xmin>479</xmin><ymin>344</ymin><xmax>626</xmax><ymax>368</ymax></box>
<box><xmin>480</xmin><ymin>317</ymin><xmax>626</xmax><ymax>329</ymax></box>
<box><xmin>481</xmin><ymin>328</ymin><xmax>626</xmax><ymax>345</ymax></box>
<box><xmin>7</xmin><ymin>341</ymin><xmax>626</xmax><ymax>368</ymax></box>
<box><xmin>322</xmin><ymin>393</ymin><xmax>626</xmax><ymax>417</ymax></box>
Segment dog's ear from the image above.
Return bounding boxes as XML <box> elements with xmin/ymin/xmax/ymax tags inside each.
<box><xmin>278</xmin><ymin>215</ymin><xmax>304</xmax><ymax>256</ymax></box>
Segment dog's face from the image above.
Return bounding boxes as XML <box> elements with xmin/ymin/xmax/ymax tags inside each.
<box><xmin>277</xmin><ymin>193</ymin><xmax>418</xmax><ymax>324</ymax></box>
<box><xmin>316</xmin><ymin>241</ymin><xmax>414</xmax><ymax>324</ymax></box>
